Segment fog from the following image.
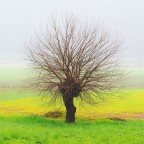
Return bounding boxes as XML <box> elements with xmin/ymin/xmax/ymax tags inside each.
<box><xmin>0</xmin><ymin>0</ymin><xmax>144</xmax><ymax>66</ymax></box>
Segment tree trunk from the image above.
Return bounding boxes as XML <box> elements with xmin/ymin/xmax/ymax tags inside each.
<box><xmin>63</xmin><ymin>96</ymin><xmax>76</xmax><ymax>123</ymax></box>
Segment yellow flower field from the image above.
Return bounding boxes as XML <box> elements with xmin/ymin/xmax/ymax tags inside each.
<box><xmin>0</xmin><ymin>89</ymin><xmax>144</xmax><ymax>120</ymax></box>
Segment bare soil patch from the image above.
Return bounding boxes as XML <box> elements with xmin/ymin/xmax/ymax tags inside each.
<box><xmin>43</xmin><ymin>111</ymin><xmax>63</xmax><ymax>119</ymax></box>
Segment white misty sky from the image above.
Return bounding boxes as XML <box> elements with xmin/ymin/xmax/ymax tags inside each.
<box><xmin>0</xmin><ymin>0</ymin><xmax>144</xmax><ymax>65</ymax></box>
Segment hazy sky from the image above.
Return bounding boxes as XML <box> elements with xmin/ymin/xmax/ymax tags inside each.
<box><xmin>0</xmin><ymin>0</ymin><xmax>144</xmax><ymax>65</ymax></box>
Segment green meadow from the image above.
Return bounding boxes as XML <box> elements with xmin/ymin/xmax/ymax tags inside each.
<box><xmin>0</xmin><ymin>116</ymin><xmax>144</xmax><ymax>144</ymax></box>
<box><xmin>0</xmin><ymin>65</ymin><xmax>144</xmax><ymax>143</ymax></box>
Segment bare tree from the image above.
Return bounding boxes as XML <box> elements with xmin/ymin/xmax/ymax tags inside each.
<box><xmin>25</xmin><ymin>16</ymin><xmax>123</xmax><ymax>123</ymax></box>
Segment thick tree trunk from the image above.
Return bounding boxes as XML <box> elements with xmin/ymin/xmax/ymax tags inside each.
<box><xmin>63</xmin><ymin>96</ymin><xmax>76</xmax><ymax>123</ymax></box>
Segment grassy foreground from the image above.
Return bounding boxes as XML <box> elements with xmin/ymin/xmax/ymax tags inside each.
<box><xmin>0</xmin><ymin>116</ymin><xmax>144</xmax><ymax>144</ymax></box>
<box><xmin>0</xmin><ymin>89</ymin><xmax>144</xmax><ymax>143</ymax></box>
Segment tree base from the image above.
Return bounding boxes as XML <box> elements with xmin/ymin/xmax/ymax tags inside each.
<box><xmin>63</xmin><ymin>96</ymin><xmax>76</xmax><ymax>123</ymax></box>
<box><xmin>65</xmin><ymin>106</ymin><xmax>76</xmax><ymax>123</ymax></box>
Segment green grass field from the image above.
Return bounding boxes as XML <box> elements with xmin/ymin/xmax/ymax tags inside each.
<box><xmin>0</xmin><ymin>89</ymin><xmax>144</xmax><ymax>144</ymax></box>
<box><xmin>0</xmin><ymin>65</ymin><xmax>144</xmax><ymax>143</ymax></box>
<box><xmin>0</xmin><ymin>116</ymin><xmax>144</xmax><ymax>144</ymax></box>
